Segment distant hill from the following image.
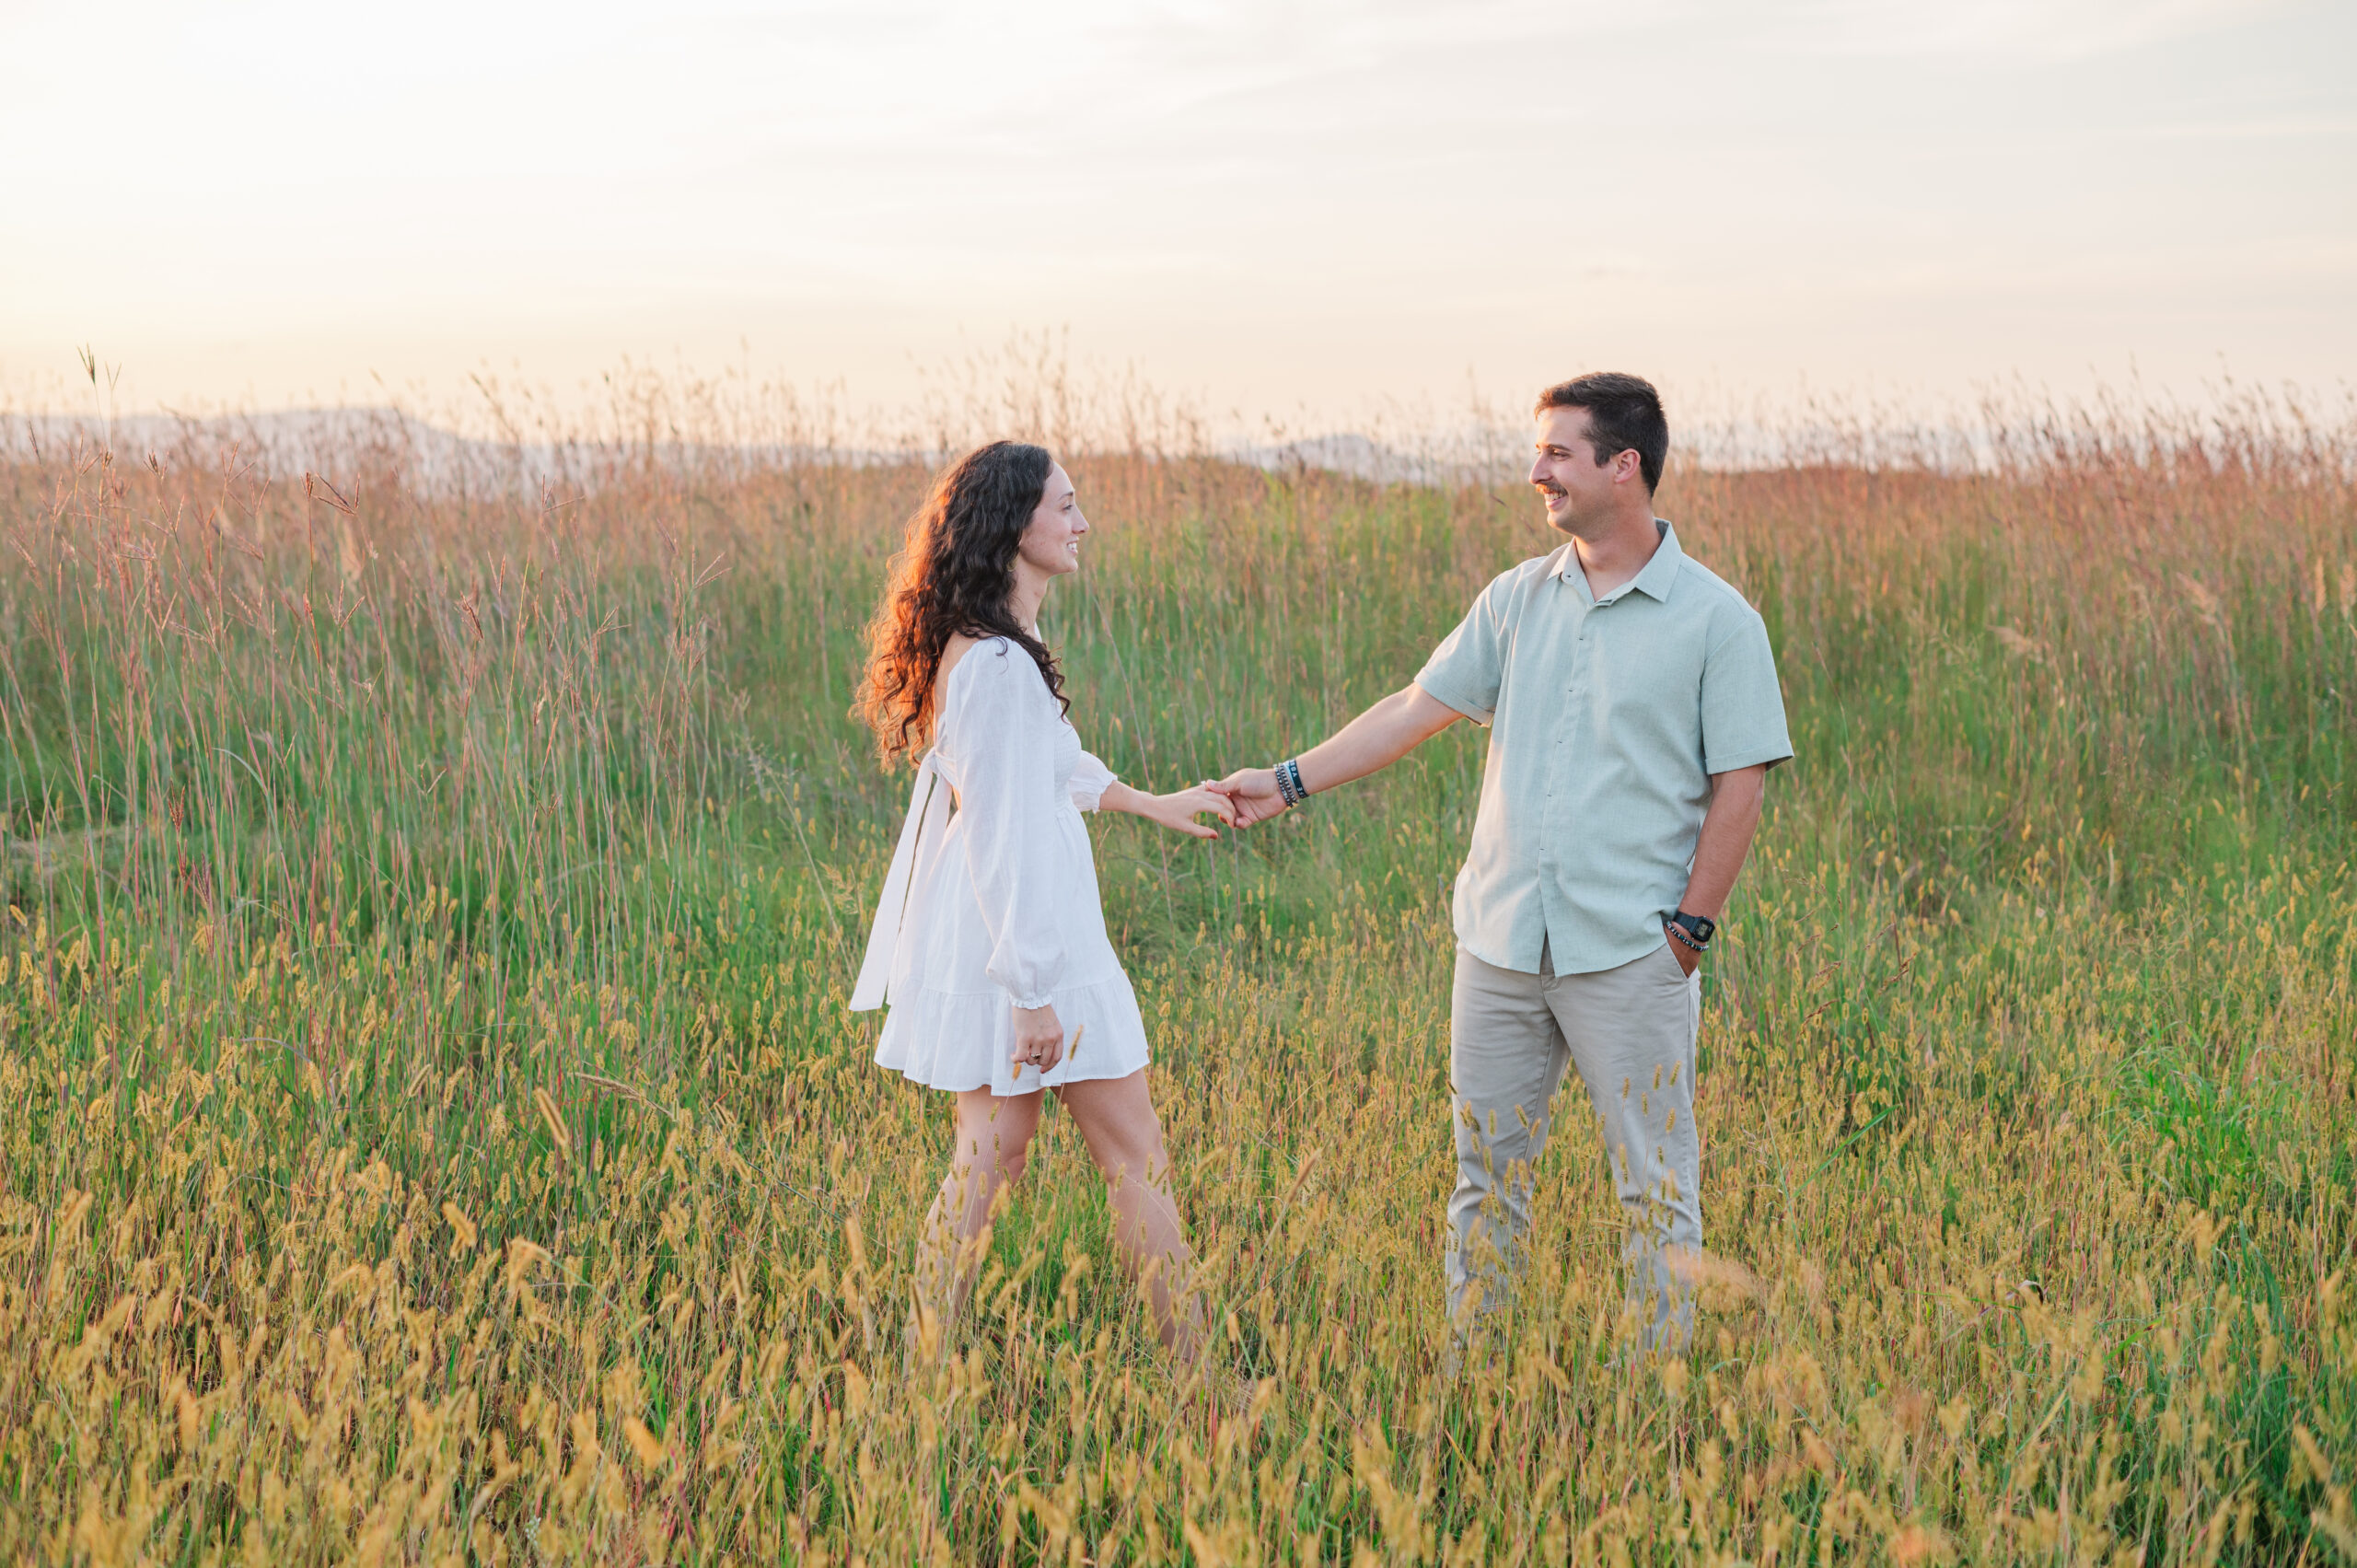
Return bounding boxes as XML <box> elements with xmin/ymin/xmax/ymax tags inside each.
<box><xmin>6</xmin><ymin>407</ymin><xmax>1515</xmax><ymax>493</ymax></box>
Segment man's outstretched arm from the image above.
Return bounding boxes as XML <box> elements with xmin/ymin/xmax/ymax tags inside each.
<box><xmin>1214</xmin><ymin>683</ymin><xmax>1465</xmax><ymax>825</ymax></box>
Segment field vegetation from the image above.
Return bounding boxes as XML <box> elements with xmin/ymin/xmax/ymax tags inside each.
<box><xmin>1</xmin><ymin>375</ymin><xmax>2353</xmax><ymax>1563</ymax></box>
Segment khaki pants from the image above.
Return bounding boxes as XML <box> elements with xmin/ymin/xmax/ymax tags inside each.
<box><xmin>1446</xmin><ymin>941</ymin><xmax>1702</xmax><ymax>1351</ymax></box>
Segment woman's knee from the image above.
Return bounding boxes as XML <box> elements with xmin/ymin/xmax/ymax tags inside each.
<box><xmin>955</xmin><ymin>1092</ymin><xmax>1039</xmax><ymax>1176</ymax></box>
<box><xmin>941</xmin><ymin>1138</ymin><xmax>1028</xmax><ymax>1223</ymax></box>
<box><xmin>983</xmin><ymin>1140</ymin><xmax>1032</xmax><ymax>1185</ymax></box>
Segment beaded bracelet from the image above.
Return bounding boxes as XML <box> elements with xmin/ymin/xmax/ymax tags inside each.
<box><xmin>1275</xmin><ymin>758</ymin><xmax>1309</xmax><ymax>807</ymax></box>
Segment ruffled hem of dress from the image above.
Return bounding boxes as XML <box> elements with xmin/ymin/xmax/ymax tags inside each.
<box><xmin>875</xmin><ymin>973</ymin><xmax>1151</xmax><ymax>1094</ymax></box>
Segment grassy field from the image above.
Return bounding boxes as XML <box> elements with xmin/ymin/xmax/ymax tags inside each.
<box><xmin>1</xmin><ymin>393</ymin><xmax>2353</xmax><ymax>1564</ymax></box>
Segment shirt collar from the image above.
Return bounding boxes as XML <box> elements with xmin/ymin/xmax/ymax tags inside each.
<box><xmin>1548</xmin><ymin>519</ymin><xmax>1686</xmax><ymax>604</ymax></box>
<box><xmin>1628</xmin><ymin>519</ymin><xmax>1685</xmax><ymax>601</ymax></box>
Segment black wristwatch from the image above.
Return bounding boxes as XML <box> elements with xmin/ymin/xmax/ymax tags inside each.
<box><xmin>1666</xmin><ymin>911</ymin><xmax>1716</xmax><ymax>950</ymax></box>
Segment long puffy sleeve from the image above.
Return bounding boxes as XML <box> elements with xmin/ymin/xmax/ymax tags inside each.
<box><xmin>950</xmin><ymin>644</ymin><xmax>1070</xmax><ymax>1009</ymax></box>
<box><xmin>1068</xmin><ymin>749</ymin><xmax>1118</xmax><ymax>812</ymax></box>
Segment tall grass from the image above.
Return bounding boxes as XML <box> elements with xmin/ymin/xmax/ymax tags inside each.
<box><xmin>0</xmin><ymin>384</ymin><xmax>2352</xmax><ymax>1564</ymax></box>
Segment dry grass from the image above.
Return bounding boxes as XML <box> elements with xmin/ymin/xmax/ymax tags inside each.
<box><xmin>0</xmin><ymin>384</ymin><xmax>2351</xmax><ymax>1564</ymax></box>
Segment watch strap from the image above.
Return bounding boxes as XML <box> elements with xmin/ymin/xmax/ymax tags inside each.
<box><xmin>1668</xmin><ymin>910</ymin><xmax>1716</xmax><ymax>947</ymax></box>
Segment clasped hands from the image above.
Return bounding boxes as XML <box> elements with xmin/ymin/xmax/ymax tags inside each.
<box><xmin>1140</xmin><ymin>766</ymin><xmax>1296</xmax><ymax>837</ymax></box>
<box><xmin>1202</xmin><ymin>766</ymin><xmax>1294</xmax><ymax>828</ymax></box>
<box><xmin>1096</xmin><ymin>770</ymin><xmax>1293</xmax><ymax>842</ymax></box>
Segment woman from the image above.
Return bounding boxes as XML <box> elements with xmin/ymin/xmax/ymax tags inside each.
<box><xmin>850</xmin><ymin>441</ymin><xmax>1229</xmax><ymax>1362</ymax></box>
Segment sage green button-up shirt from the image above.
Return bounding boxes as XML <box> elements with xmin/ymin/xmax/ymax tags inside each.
<box><xmin>1414</xmin><ymin>520</ymin><xmax>1792</xmax><ymax>976</ymax></box>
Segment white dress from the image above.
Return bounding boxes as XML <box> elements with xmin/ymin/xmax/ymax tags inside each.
<box><xmin>850</xmin><ymin>637</ymin><xmax>1153</xmax><ymax>1095</ymax></box>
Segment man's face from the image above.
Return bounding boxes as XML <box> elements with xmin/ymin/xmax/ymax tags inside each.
<box><xmin>1529</xmin><ymin>405</ymin><xmax>1637</xmax><ymax>536</ymax></box>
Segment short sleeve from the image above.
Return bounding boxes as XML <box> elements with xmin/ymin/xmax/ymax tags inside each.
<box><xmin>1699</xmin><ymin>610</ymin><xmax>1794</xmax><ymax>774</ymax></box>
<box><xmin>1069</xmin><ymin>749</ymin><xmax>1118</xmax><ymax>812</ymax></box>
<box><xmin>1413</xmin><ymin>565</ymin><xmax>1522</xmax><ymax>726</ymax></box>
<box><xmin>947</xmin><ymin>644</ymin><xmax>1070</xmax><ymax>1008</ymax></box>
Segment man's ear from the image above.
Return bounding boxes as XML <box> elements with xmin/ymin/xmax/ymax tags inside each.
<box><xmin>1613</xmin><ymin>447</ymin><xmax>1644</xmax><ymax>485</ymax></box>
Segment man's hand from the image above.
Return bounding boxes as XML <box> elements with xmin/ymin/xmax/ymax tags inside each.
<box><xmin>1661</xmin><ymin>763</ymin><xmax>1769</xmax><ymax>981</ymax></box>
<box><xmin>1011</xmin><ymin>1003</ymin><xmax>1064</xmax><ymax>1073</ymax></box>
<box><xmin>1210</xmin><ymin>767</ymin><xmax>1289</xmax><ymax>828</ymax></box>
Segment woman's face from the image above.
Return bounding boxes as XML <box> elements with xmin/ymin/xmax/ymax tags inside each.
<box><xmin>1016</xmin><ymin>462</ymin><xmax>1088</xmax><ymax>580</ymax></box>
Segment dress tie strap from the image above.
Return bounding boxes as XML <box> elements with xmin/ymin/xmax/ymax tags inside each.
<box><xmin>849</xmin><ymin>753</ymin><xmax>950</xmax><ymax>1011</ymax></box>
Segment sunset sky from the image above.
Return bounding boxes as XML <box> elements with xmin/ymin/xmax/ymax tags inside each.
<box><xmin>4</xmin><ymin>0</ymin><xmax>2351</xmax><ymax>429</ymax></box>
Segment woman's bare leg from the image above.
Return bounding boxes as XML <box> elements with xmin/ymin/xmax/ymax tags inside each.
<box><xmin>913</xmin><ymin>1088</ymin><xmax>1043</xmax><ymax>1353</ymax></box>
<box><xmin>1055</xmin><ymin>1072</ymin><xmax>1205</xmax><ymax>1365</ymax></box>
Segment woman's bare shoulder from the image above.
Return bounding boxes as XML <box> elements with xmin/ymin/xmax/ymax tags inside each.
<box><xmin>933</xmin><ymin>633</ymin><xmax>1017</xmax><ymax>725</ymax></box>
<box><xmin>939</xmin><ymin>632</ymin><xmax>983</xmax><ymax>687</ymax></box>
<box><xmin>939</xmin><ymin>631</ymin><xmax>1016</xmax><ymax>682</ymax></box>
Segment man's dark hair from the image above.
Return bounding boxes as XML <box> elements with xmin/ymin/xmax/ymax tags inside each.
<box><xmin>1534</xmin><ymin>372</ymin><xmax>1668</xmax><ymax>493</ymax></box>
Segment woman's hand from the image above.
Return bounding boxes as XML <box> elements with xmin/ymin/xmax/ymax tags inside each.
<box><xmin>1102</xmin><ymin>781</ymin><xmax>1236</xmax><ymax>839</ymax></box>
<box><xmin>1011</xmin><ymin>1003</ymin><xmax>1065</xmax><ymax>1073</ymax></box>
<box><xmin>1151</xmin><ymin>784</ymin><xmax>1237</xmax><ymax>839</ymax></box>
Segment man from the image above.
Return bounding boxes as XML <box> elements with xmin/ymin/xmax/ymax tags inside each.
<box><xmin>1215</xmin><ymin>372</ymin><xmax>1792</xmax><ymax>1352</ymax></box>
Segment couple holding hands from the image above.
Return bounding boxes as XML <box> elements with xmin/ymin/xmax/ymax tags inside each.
<box><xmin>850</xmin><ymin>373</ymin><xmax>1792</xmax><ymax>1371</ymax></box>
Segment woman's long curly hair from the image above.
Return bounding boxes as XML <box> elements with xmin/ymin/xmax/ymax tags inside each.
<box><xmin>856</xmin><ymin>440</ymin><xmax>1070</xmax><ymax>764</ymax></box>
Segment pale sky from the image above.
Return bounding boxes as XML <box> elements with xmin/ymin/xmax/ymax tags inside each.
<box><xmin>4</xmin><ymin>0</ymin><xmax>2351</xmax><ymax>429</ymax></box>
